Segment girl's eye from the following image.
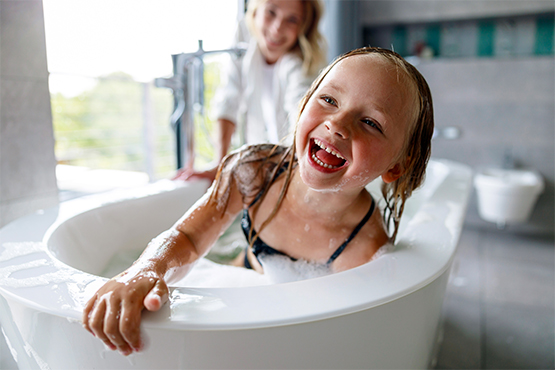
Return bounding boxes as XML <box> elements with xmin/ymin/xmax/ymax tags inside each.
<box><xmin>362</xmin><ymin>119</ymin><xmax>383</xmax><ymax>133</ymax></box>
<box><xmin>321</xmin><ymin>96</ymin><xmax>337</xmax><ymax>106</ymax></box>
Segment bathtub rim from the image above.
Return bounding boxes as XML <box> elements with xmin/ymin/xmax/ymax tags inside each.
<box><xmin>0</xmin><ymin>158</ymin><xmax>473</xmax><ymax>331</ymax></box>
<box><xmin>0</xmin><ymin>256</ymin><xmax>456</xmax><ymax>332</ymax></box>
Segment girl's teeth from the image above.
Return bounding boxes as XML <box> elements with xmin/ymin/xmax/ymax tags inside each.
<box><xmin>312</xmin><ymin>153</ymin><xmax>341</xmax><ymax>169</ymax></box>
<box><xmin>314</xmin><ymin>139</ymin><xmax>345</xmax><ymax>160</ymax></box>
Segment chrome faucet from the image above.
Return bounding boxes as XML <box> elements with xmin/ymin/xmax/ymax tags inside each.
<box><xmin>155</xmin><ymin>40</ymin><xmax>247</xmax><ymax>170</ymax></box>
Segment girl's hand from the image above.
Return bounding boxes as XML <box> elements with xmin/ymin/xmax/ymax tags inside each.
<box><xmin>82</xmin><ymin>272</ymin><xmax>169</xmax><ymax>356</ymax></box>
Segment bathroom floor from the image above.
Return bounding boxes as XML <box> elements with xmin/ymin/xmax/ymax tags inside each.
<box><xmin>435</xmin><ymin>225</ymin><xmax>555</xmax><ymax>369</ymax></box>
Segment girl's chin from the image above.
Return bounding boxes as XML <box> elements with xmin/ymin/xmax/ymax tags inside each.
<box><xmin>298</xmin><ymin>158</ymin><xmax>341</xmax><ymax>191</ymax></box>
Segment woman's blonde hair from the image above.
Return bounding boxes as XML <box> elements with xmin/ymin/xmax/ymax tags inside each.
<box><xmin>245</xmin><ymin>0</ymin><xmax>327</xmax><ymax>76</ymax></box>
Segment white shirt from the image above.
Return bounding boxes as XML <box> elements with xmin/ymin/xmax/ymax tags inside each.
<box><xmin>261</xmin><ymin>62</ymin><xmax>278</xmax><ymax>143</ymax></box>
<box><xmin>212</xmin><ymin>21</ymin><xmax>320</xmax><ymax>146</ymax></box>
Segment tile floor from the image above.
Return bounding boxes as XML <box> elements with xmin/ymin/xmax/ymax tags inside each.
<box><xmin>435</xmin><ymin>225</ymin><xmax>555</xmax><ymax>369</ymax></box>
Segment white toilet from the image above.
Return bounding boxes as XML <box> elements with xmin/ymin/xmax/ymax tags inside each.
<box><xmin>474</xmin><ymin>168</ymin><xmax>545</xmax><ymax>228</ymax></box>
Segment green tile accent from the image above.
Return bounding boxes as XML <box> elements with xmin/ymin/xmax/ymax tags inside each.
<box><xmin>426</xmin><ymin>24</ymin><xmax>442</xmax><ymax>57</ymax></box>
<box><xmin>392</xmin><ymin>26</ymin><xmax>407</xmax><ymax>56</ymax></box>
<box><xmin>478</xmin><ymin>21</ymin><xmax>495</xmax><ymax>56</ymax></box>
<box><xmin>535</xmin><ymin>16</ymin><xmax>554</xmax><ymax>55</ymax></box>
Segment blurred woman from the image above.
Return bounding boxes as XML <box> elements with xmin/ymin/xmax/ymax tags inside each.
<box><xmin>176</xmin><ymin>0</ymin><xmax>327</xmax><ymax>181</ymax></box>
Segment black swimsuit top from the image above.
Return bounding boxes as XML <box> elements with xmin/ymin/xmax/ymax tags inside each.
<box><xmin>241</xmin><ymin>165</ymin><xmax>376</xmax><ymax>268</ymax></box>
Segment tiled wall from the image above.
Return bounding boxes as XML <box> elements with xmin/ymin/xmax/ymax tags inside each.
<box><xmin>0</xmin><ymin>0</ymin><xmax>58</xmax><ymax>227</ymax></box>
<box><xmin>360</xmin><ymin>0</ymin><xmax>554</xmax><ymax>28</ymax></box>
<box><xmin>364</xmin><ymin>13</ymin><xmax>554</xmax><ymax>58</ymax></box>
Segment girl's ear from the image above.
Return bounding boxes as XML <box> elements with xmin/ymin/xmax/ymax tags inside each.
<box><xmin>381</xmin><ymin>162</ymin><xmax>404</xmax><ymax>184</ymax></box>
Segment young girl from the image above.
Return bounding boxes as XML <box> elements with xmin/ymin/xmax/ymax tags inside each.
<box><xmin>176</xmin><ymin>0</ymin><xmax>327</xmax><ymax>181</ymax></box>
<box><xmin>83</xmin><ymin>47</ymin><xmax>434</xmax><ymax>356</ymax></box>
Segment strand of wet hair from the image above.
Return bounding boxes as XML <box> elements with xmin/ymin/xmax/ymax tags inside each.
<box><xmin>248</xmin><ymin>145</ymin><xmax>294</xmax><ymax>248</ymax></box>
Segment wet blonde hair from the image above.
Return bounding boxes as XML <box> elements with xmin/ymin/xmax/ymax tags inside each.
<box><xmin>245</xmin><ymin>0</ymin><xmax>327</xmax><ymax>76</ymax></box>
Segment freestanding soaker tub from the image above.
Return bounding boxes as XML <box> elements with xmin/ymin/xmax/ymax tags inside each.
<box><xmin>0</xmin><ymin>158</ymin><xmax>472</xmax><ymax>369</ymax></box>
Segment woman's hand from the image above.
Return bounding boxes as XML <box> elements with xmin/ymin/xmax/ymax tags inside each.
<box><xmin>173</xmin><ymin>166</ymin><xmax>218</xmax><ymax>183</ymax></box>
<box><xmin>173</xmin><ymin>118</ymin><xmax>235</xmax><ymax>184</ymax></box>
<box><xmin>82</xmin><ymin>271</ymin><xmax>169</xmax><ymax>356</ymax></box>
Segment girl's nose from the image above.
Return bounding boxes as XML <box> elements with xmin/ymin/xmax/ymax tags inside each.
<box><xmin>325</xmin><ymin>117</ymin><xmax>350</xmax><ymax>139</ymax></box>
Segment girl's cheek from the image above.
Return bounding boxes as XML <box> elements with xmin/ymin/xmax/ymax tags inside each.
<box><xmin>295</xmin><ymin>130</ymin><xmax>307</xmax><ymax>155</ymax></box>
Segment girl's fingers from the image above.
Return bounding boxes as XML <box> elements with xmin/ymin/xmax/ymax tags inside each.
<box><xmin>82</xmin><ymin>276</ymin><xmax>166</xmax><ymax>355</ymax></box>
<box><xmin>87</xmin><ymin>299</ymin><xmax>117</xmax><ymax>351</ymax></box>
<box><xmin>120</xmin><ymin>301</ymin><xmax>144</xmax><ymax>352</ymax></box>
<box><xmin>87</xmin><ymin>293</ymin><xmax>137</xmax><ymax>355</ymax></box>
<box><xmin>82</xmin><ymin>295</ymin><xmax>98</xmax><ymax>333</ymax></box>
<box><xmin>103</xmin><ymin>300</ymin><xmax>133</xmax><ymax>356</ymax></box>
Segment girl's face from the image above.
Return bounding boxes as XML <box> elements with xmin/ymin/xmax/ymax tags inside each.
<box><xmin>254</xmin><ymin>0</ymin><xmax>304</xmax><ymax>64</ymax></box>
<box><xmin>296</xmin><ymin>55</ymin><xmax>416</xmax><ymax>193</ymax></box>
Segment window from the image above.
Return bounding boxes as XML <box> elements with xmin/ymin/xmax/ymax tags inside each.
<box><xmin>43</xmin><ymin>0</ymin><xmax>239</xmax><ymax>198</ymax></box>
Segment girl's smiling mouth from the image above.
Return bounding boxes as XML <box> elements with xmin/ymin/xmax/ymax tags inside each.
<box><xmin>309</xmin><ymin>138</ymin><xmax>348</xmax><ymax>171</ymax></box>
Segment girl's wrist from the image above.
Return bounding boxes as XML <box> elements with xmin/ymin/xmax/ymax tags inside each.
<box><xmin>114</xmin><ymin>264</ymin><xmax>164</xmax><ymax>284</ymax></box>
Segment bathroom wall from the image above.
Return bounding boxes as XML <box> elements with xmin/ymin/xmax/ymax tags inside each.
<box><xmin>361</xmin><ymin>0</ymin><xmax>554</xmax><ymax>25</ymax></box>
<box><xmin>418</xmin><ymin>57</ymin><xmax>554</xmax><ymax>235</ymax></box>
<box><xmin>0</xmin><ymin>0</ymin><xmax>58</xmax><ymax>228</ymax></box>
<box><xmin>360</xmin><ymin>0</ymin><xmax>554</xmax><ymax>235</ymax></box>
<box><xmin>322</xmin><ymin>0</ymin><xmax>362</xmax><ymax>61</ymax></box>
<box><xmin>0</xmin><ymin>4</ymin><xmax>58</xmax><ymax>366</ymax></box>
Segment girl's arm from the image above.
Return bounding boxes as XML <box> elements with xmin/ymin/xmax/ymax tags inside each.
<box><xmin>82</xmin><ymin>179</ymin><xmax>244</xmax><ymax>356</ymax></box>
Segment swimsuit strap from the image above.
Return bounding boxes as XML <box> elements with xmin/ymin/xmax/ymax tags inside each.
<box><xmin>326</xmin><ymin>197</ymin><xmax>376</xmax><ymax>265</ymax></box>
<box><xmin>247</xmin><ymin>161</ymin><xmax>291</xmax><ymax>208</ymax></box>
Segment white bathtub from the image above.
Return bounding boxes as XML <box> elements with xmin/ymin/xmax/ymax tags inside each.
<box><xmin>0</xmin><ymin>158</ymin><xmax>472</xmax><ymax>369</ymax></box>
